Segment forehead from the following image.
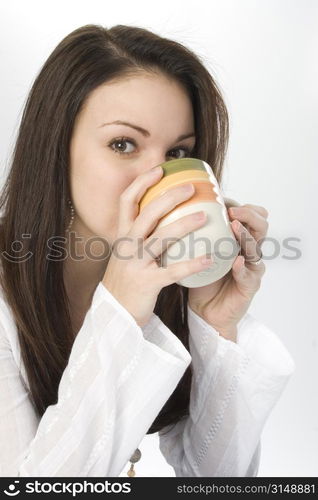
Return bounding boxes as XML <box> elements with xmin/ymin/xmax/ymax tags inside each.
<box><xmin>78</xmin><ymin>72</ymin><xmax>194</xmax><ymax>134</ymax></box>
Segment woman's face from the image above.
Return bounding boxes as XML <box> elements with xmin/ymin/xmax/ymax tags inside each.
<box><xmin>69</xmin><ymin>71</ymin><xmax>196</xmax><ymax>244</ymax></box>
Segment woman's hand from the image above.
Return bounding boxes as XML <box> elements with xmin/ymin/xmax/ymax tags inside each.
<box><xmin>188</xmin><ymin>201</ymin><xmax>269</xmax><ymax>342</ymax></box>
<box><xmin>102</xmin><ymin>167</ymin><xmax>214</xmax><ymax>327</ymax></box>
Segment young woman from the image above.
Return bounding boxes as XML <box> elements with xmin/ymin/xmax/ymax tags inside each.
<box><xmin>0</xmin><ymin>24</ymin><xmax>294</xmax><ymax>477</ymax></box>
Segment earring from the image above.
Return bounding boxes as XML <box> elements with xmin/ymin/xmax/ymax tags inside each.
<box><xmin>66</xmin><ymin>198</ymin><xmax>75</xmax><ymax>232</ymax></box>
<box><xmin>127</xmin><ymin>447</ymin><xmax>141</xmax><ymax>477</ymax></box>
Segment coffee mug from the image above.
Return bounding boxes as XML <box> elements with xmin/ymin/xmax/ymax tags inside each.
<box><xmin>139</xmin><ymin>158</ymin><xmax>240</xmax><ymax>288</ymax></box>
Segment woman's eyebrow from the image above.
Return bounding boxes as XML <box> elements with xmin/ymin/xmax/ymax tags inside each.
<box><xmin>98</xmin><ymin>120</ymin><xmax>195</xmax><ymax>142</ymax></box>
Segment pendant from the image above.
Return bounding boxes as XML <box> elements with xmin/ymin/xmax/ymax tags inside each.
<box><xmin>126</xmin><ymin>447</ymin><xmax>141</xmax><ymax>477</ymax></box>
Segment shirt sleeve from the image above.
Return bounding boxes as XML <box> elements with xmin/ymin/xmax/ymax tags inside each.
<box><xmin>158</xmin><ymin>304</ymin><xmax>295</xmax><ymax>477</ymax></box>
<box><xmin>0</xmin><ymin>282</ymin><xmax>191</xmax><ymax>477</ymax></box>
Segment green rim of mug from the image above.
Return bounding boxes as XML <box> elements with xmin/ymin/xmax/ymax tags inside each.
<box><xmin>157</xmin><ymin>158</ymin><xmax>207</xmax><ymax>177</ymax></box>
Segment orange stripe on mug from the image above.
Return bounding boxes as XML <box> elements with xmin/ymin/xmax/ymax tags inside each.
<box><xmin>139</xmin><ymin>172</ymin><xmax>213</xmax><ymax>212</ymax></box>
<box><xmin>158</xmin><ymin>198</ymin><xmax>221</xmax><ymax>227</ymax></box>
<box><xmin>146</xmin><ymin>181</ymin><xmax>222</xmax><ymax>224</ymax></box>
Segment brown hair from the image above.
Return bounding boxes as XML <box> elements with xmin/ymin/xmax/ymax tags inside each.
<box><xmin>0</xmin><ymin>24</ymin><xmax>229</xmax><ymax>434</ymax></box>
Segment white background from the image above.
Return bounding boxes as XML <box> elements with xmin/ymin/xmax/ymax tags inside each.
<box><xmin>0</xmin><ymin>0</ymin><xmax>317</xmax><ymax>477</ymax></box>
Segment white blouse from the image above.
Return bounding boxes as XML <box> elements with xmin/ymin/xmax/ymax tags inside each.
<box><xmin>0</xmin><ymin>280</ymin><xmax>295</xmax><ymax>477</ymax></box>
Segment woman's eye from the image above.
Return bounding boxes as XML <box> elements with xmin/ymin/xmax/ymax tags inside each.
<box><xmin>167</xmin><ymin>147</ymin><xmax>192</xmax><ymax>159</ymax></box>
<box><xmin>107</xmin><ymin>138</ymin><xmax>193</xmax><ymax>159</ymax></box>
<box><xmin>108</xmin><ymin>137</ymin><xmax>136</xmax><ymax>155</ymax></box>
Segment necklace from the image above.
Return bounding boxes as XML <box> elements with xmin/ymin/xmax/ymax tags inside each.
<box><xmin>127</xmin><ymin>448</ymin><xmax>142</xmax><ymax>477</ymax></box>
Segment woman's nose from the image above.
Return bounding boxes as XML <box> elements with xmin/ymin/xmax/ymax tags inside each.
<box><xmin>142</xmin><ymin>154</ymin><xmax>168</xmax><ymax>175</ymax></box>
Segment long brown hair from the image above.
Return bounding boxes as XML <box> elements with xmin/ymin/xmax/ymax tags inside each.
<box><xmin>0</xmin><ymin>24</ymin><xmax>229</xmax><ymax>434</ymax></box>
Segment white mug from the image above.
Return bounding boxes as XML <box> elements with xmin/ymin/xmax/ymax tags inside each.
<box><xmin>139</xmin><ymin>158</ymin><xmax>240</xmax><ymax>288</ymax></box>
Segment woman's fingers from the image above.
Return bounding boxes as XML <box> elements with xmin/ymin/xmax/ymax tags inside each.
<box><xmin>142</xmin><ymin>209</ymin><xmax>208</xmax><ymax>264</ymax></box>
<box><xmin>228</xmin><ymin>206</ymin><xmax>268</xmax><ymax>242</ymax></box>
<box><xmin>117</xmin><ymin>166</ymin><xmax>164</xmax><ymax>237</ymax></box>
<box><xmin>243</xmin><ymin>204</ymin><xmax>269</xmax><ymax>218</ymax></box>
<box><xmin>157</xmin><ymin>253</ymin><xmax>214</xmax><ymax>288</ymax></box>
<box><xmin>130</xmin><ymin>182</ymin><xmax>195</xmax><ymax>239</ymax></box>
<box><xmin>231</xmin><ymin>219</ymin><xmax>265</xmax><ymax>272</ymax></box>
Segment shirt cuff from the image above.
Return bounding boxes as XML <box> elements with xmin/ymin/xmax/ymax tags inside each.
<box><xmin>187</xmin><ymin>303</ymin><xmax>295</xmax><ymax>378</ymax></box>
<box><xmin>96</xmin><ymin>282</ymin><xmax>141</xmax><ymax>329</ymax></box>
<box><xmin>98</xmin><ymin>283</ymin><xmax>192</xmax><ymax>367</ymax></box>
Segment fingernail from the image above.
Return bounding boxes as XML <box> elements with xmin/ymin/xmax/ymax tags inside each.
<box><xmin>232</xmin><ymin>220</ymin><xmax>241</xmax><ymax>230</ymax></box>
<box><xmin>182</xmin><ymin>183</ymin><xmax>194</xmax><ymax>192</ymax></box>
<box><xmin>151</xmin><ymin>166</ymin><xmax>162</xmax><ymax>174</ymax></box>
<box><xmin>229</xmin><ymin>207</ymin><xmax>240</xmax><ymax>215</ymax></box>
<box><xmin>201</xmin><ymin>254</ymin><xmax>213</xmax><ymax>265</ymax></box>
<box><xmin>193</xmin><ymin>210</ymin><xmax>206</xmax><ymax>220</ymax></box>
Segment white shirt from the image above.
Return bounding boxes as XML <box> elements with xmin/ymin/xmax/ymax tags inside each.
<box><xmin>0</xmin><ymin>280</ymin><xmax>295</xmax><ymax>477</ymax></box>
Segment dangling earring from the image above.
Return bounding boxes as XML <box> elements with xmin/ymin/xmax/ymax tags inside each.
<box><xmin>127</xmin><ymin>447</ymin><xmax>141</xmax><ymax>477</ymax></box>
<box><xmin>66</xmin><ymin>198</ymin><xmax>75</xmax><ymax>232</ymax></box>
